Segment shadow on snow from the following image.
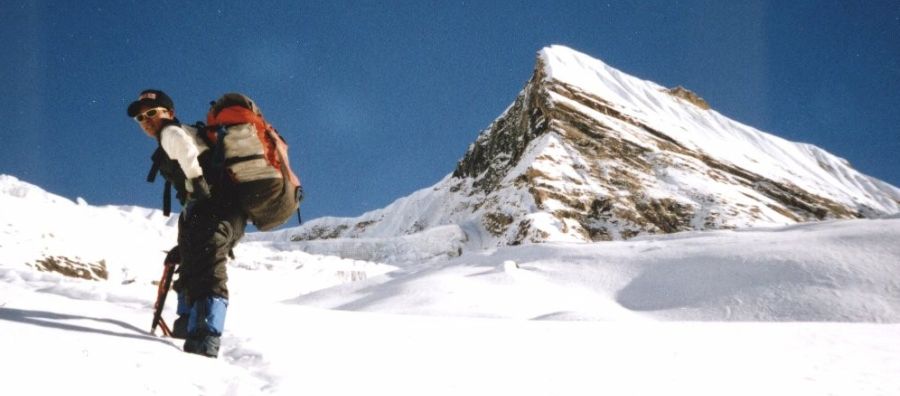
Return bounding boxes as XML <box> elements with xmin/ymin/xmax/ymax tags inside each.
<box><xmin>0</xmin><ymin>307</ymin><xmax>180</xmax><ymax>349</ymax></box>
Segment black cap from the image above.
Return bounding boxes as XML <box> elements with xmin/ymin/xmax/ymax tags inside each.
<box><xmin>127</xmin><ymin>89</ymin><xmax>175</xmax><ymax>117</ymax></box>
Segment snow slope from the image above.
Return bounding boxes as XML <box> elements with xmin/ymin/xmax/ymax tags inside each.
<box><xmin>540</xmin><ymin>45</ymin><xmax>900</xmax><ymax>212</ymax></box>
<box><xmin>293</xmin><ymin>216</ymin><xmax>900</xmax><ymax>322</ymax></box>
<box><xmin>2</xmin><ymin>174</ymin><xmax>900</xmax><ymax>395</ymax></box>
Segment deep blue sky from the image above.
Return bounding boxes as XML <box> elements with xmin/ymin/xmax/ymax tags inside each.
<box><xmin>1</xmin><ymin>1</ymin><xmax>898</xmax><ymax>224</ymax></box>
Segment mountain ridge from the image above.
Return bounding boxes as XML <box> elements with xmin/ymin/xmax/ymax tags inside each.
<box><xmin>284</xmin><ymin>45</ymin><xmax>899</xmax><ymax>246</ymax></box>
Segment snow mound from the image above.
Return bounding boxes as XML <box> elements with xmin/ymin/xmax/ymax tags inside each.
<box><xmin>293</xmin><ymin>217</ymin><xmax>900</xmax><ymax>322</ymax></box>
<box><xmin>0</xmin><ymin>174</ymin><xmax>75</xmax><ymax>205</ymax></box>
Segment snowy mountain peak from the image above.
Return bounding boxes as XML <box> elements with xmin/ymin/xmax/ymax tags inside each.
<box><xmin>291</xmin><ymin>45</ymin><xmax>900</xmax><ymax>246</ymax></box>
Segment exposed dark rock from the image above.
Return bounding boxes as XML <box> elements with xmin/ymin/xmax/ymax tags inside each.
<box><xmin>31</xmin><ymin>256</ymin><xmax>108</xmax><ymax>281</ymax></box>
<box><xmin>452</xmin><ymin>53</ymin><xmax>867</xmax><ymax>242</ymax></box>
<box><xmin>291</xmin><ymin>224</ymin><xmax>350</xmax><ymax>241</ymax></box>
<box><xmin>483</xmin><ymin>212</ymin><xmax>514</xmax><ymax>236</ymax></box>
<box><xmin>453</xmin><ymin>57</ymin><xmax>552</xmax><ymax>193</ymax></box>
<box><xmin>666</xmin><ymin>86</ymin><xmax>711</xmax><ymax>110</ymax></box>
<box><xmin>635</xmin><ymin>198</ymin><xmax>696</xmax><ymax>233</ymax></box>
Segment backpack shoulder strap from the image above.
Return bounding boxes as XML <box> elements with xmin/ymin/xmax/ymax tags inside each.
<box><xmin>146</xmin><ymin>146</ymin><xmax>174</xmax><ymax>216</ymax></box>
<box><xmin>147</xmin><ymin>147</ymin><xmax>164</xmax><ymax>183</ymax></box>
<box><xmin>191</xmin><ymin>122</ymin><xmax>214</xmax><ymax>146</ymax></box>
<box><xmin>162</xmin><ymin>180</ymin><xmax>172</xmax><ymax>217</ymax></box>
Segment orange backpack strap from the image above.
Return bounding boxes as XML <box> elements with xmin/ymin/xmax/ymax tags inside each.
<box><xmin>267</xmin><ymin>128</ymin><xmax>301</xmax><ymax>187</ymax></box>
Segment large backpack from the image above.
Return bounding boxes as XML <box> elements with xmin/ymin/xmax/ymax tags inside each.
<box><xmin>205</xmin><ymin>93</ymin><xmax>302</xmax><ymax>231</ymax></box>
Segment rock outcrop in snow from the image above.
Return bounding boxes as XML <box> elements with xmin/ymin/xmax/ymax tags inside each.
<box><xmin>291</xmin><ymin>45</ymin><xmax>900</xmax><ymax>246</ymax></box>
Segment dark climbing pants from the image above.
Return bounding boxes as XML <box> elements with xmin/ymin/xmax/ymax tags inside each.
<box><xmin>176</xmin><ymin>191</ymin><xmax>247</xmax><ymax>301</ymax></box>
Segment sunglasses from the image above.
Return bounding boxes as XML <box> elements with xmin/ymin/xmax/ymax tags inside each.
<box><xmin>134</xmin><ymin>107</ymin><xmax>168</xmax><ymax>122</ymax></box>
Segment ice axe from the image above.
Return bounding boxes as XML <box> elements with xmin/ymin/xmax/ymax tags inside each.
<box><xmin>150</xmin><ymin>259</ymin><xmax>177</xmax><ymax>337</ymax></box>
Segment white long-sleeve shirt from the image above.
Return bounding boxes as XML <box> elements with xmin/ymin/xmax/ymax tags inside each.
<box><xmin>159</xmin><ymin>124</ymin><xmax>208</xmax><ymax>183</ymax></box>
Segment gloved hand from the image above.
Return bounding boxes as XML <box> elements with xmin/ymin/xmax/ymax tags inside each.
<box><xmin>187</xmin><ymin>176</ymin><xmax>211</xmax><ymax>201</ymax></box>
<box><xmin>296</xmin><ymin>185</ymin><xmax>304</xmax><ymax>203</ymax></box>
<box><xmin>165</xmin><ymin>245</ymin><xmax>181</xmax><ymax>266</ymax></box>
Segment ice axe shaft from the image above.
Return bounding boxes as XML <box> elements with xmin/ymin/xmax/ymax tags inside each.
<box><xmin>150</xmin><ymin>261</ymin><xmax>176</xmax><ymax>337</ymax></box>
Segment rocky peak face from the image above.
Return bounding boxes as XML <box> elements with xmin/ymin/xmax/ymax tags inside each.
<box><xmin>292</xmin><ymin>45</ymin><xmax>900</xmax><ymax>246</ymax></box>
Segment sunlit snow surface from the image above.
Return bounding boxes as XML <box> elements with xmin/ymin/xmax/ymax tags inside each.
<box><xmin>3</xmin><ymin>43</ymin><xmax>900</xmax><ymax>396</ymax></box>
<box><xmin>2</xmin><ymin>174</ymin><xmax>899</xmax><ymax>395</ymax></box>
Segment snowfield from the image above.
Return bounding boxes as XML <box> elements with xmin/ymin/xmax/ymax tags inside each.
<box><xmin>1</xmin><ymin>174</ymin><xmax>900</xmax><ymax>395</ymax></box>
